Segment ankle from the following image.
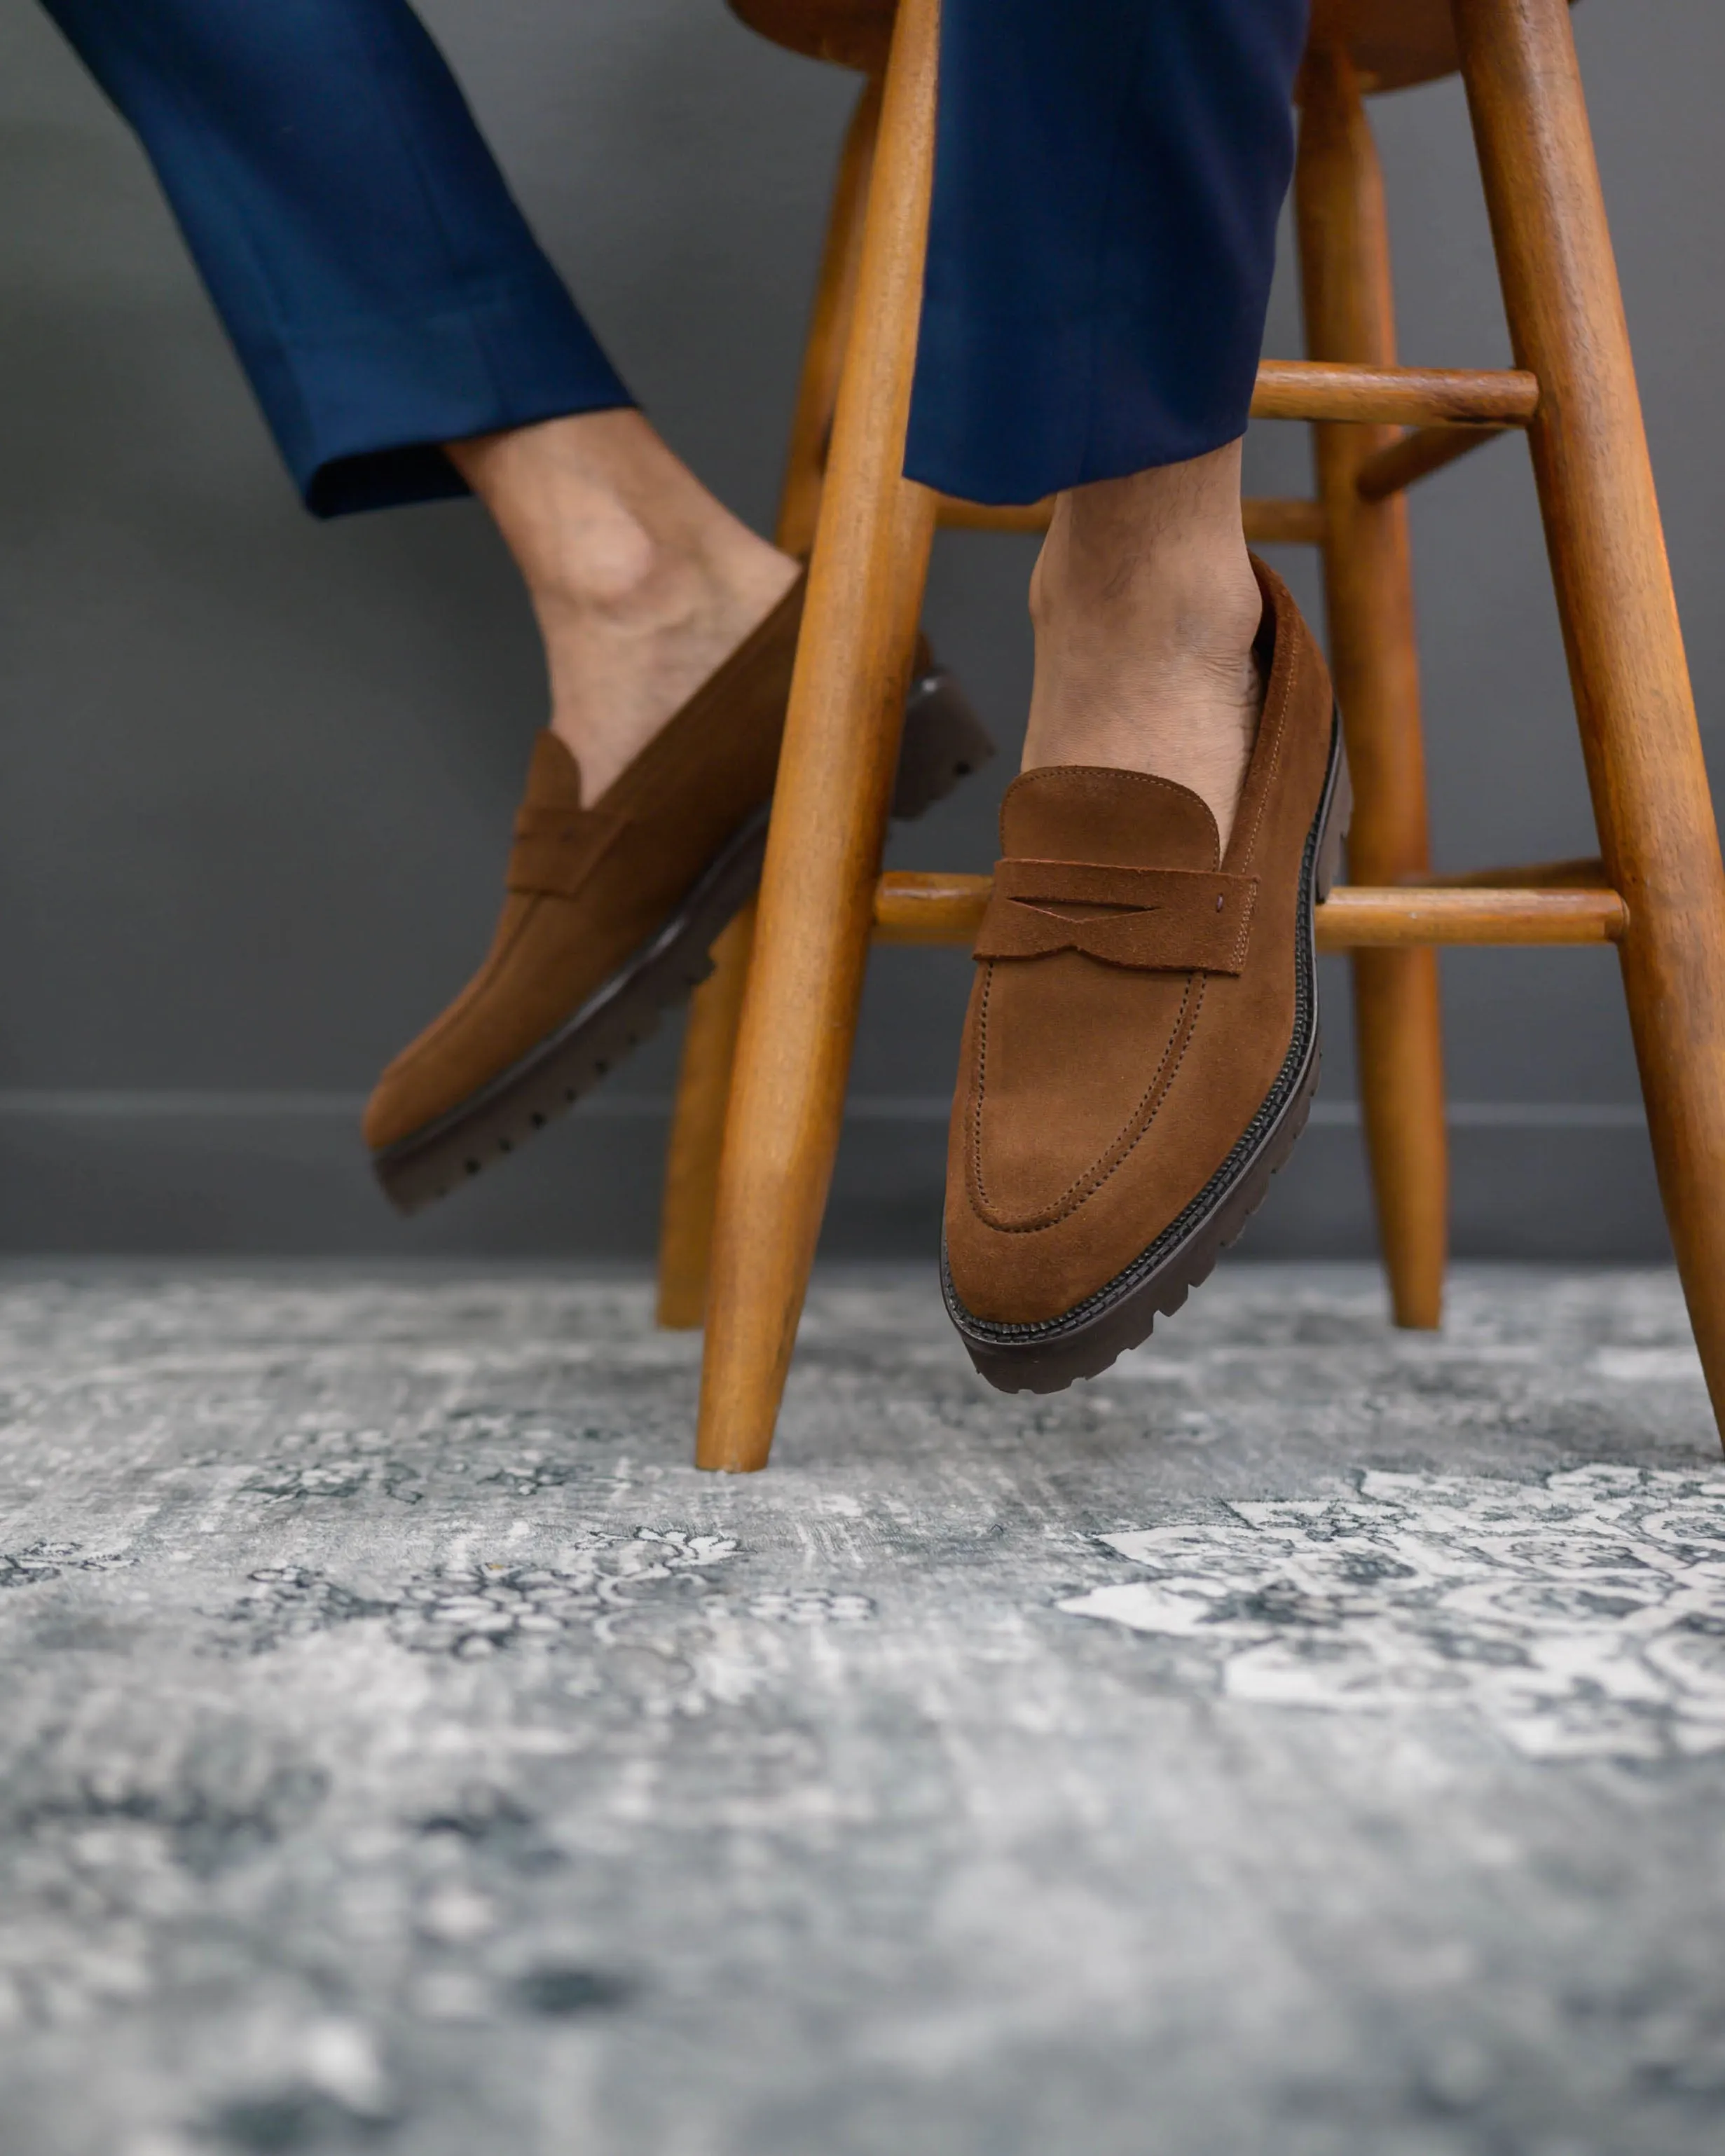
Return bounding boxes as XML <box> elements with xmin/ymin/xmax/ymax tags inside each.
<box><xmin>530</xmin><ymin>504</ymin><xmax>717</xmax><ymax>645</ymax></box>
<box><xmin>448</xmin><ymin>408</ymin><xmax>801</xmax><ymax>800</ymax></box>
<box><xmin>1022</xmin><ymin>446</ymin><xmax>1266</xmax><ymax>849</ymax></box>
<box><xmin>531</xmin><ymin>508</ymin><xmax>794</xmax><ymax>802</ymax></box>
<box><xmin>1031</xmin><ymin>506</ymin><xmax>1260</xmax><ymax>671</ymax></box>
<box><xmin>450</xmin><ymin>413</ymin><xmax>767</xmax><ymax>638</ymax></box>
<box><xmin>1027</xmin><ymin>521</ymin><xmax>1262</xmax><ymax>733</ymax></box>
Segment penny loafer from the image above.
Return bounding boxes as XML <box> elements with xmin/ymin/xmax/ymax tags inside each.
<box><xmin>366</xmin><ymin>575</ymin><xmax>991</xmax><ymax>1211</ymax></box>
<box><xmin>942</xmin><ymin>557</ymin><xmax>1350</xmax><ymax>1392</ymax></box>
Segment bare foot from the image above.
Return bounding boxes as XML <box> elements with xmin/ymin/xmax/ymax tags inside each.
<box><xmin>448</xmin><ymin>410</ymin><xmax>800</xmax><ymax>803</ymax></box>
<box><xmin>1022</xmin><ymin>439</ymin><xmax>1265</xmax><ymax>854</ymax></box>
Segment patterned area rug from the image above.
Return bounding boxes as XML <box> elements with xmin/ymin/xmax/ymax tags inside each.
<box><xmin>2</xmin><ymin>1262</ymin><xmax>1723</xmax><ymax>2155</ymax></box>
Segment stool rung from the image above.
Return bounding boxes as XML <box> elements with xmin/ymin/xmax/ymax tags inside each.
<box><xmin>935</xmin><ymin>495</ymin><xmax>1326</xmax><ymax>546</ymax></box>
<box><xmin>932</xmin><ymin>369</ymin><xmax>1536</xmax><ymax>534</ymax></box>
<box><xmin>873</xmin><ymin>874</ymin><xmax>1626</xmax><ymax>948</ymax></box>
<box><xmin>933</xmin><ymin>497</ymin><xmax>1050</xmax><ymax>534</ymax></box>
<box><xmin>1252</xmin><ymin>360</ymin><xmax>1539</xmax><ymax>428</ymax></box>
<box><xmin>1356</xmin><ymin>423</ymin><xmax>1513</xmax><ymax>502</ymax></box>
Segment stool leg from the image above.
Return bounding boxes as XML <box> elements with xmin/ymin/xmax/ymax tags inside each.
<box><xmin>694</xmin><ymin>0</ymin><xmax>941</xmax><ymax>1471</ymax></box>
<box><xmin>656</xmin><ymin>905</ymin><xmax>755</xmax><ymax>1327</ymax></box>
<box><xmin>1455</xmin><ymin>0</ymin><xmax>1725</xmax><ymax>1444</ymax></box>
<box><xmin>655</xmin><ymin>79</ymin><xmax>882</xmax><ymax>1329</ymax></box>
<box><xmin>1295</xmin><ymin>48</ymin><xmax>1448</xmax><ymax>1330</ymax></box>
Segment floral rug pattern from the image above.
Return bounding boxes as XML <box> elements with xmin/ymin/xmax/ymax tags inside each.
<box><xmin>1063</xmin><ymin>1465</ymin><xmax>1725</xmax><ymax>1760</ymax></box>
<box><xmin>1</xmin><ymin>1264</ymin><xmax>1723</xmax><ymax>2156</ymax></box>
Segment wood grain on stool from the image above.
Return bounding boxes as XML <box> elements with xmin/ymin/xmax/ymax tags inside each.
<box><xmin>871</xmin><ymin>873</ymin><xmax>1627</xmax><ymax>951</ymax></box>
<box><xmin>725</xmin><ymin>0</ymin><xmax>1579</xmax><ymax>96</ymax></box>
<box><xmin>696</xmin><ymin>0</ymin><xmax>942</xmax><ymax>1469</ymax></box>
<box><xmin>1455</xmin><ymin>0</ymin><xmax>1725</xmax><ymax>1436</ymax></box>
<box><xmin>1354</xmin><ymin>422</ymin><xmax>1511</xmax><ymax>502</ymax></box>
<box><xmin>936</xmin><ymin>493</ymin><xmax>1331</xmax><ymax>547</ymax></box>
<box><xmin>1297</xmin><ymin>43</ymin><xmax>1448</xmax><ymax>1331</ymax></box>
<box><xmin>1249</xmin><ymin>360</ymin><xmax>1537</xmax><ymax>427</ymax></box>
<box><xmin>655</xmin><ymin>78</ymin><xmax>882</xmax><ymax>1331</ymax></box>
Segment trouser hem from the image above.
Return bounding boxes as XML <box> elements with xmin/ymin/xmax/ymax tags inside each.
<box><xmin>241</xmin><ymin>278</ymin><xmax>633</xmax><ymax>518</ymax></box>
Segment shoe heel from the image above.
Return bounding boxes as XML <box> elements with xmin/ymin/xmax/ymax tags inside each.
<box><xmin>892</xmin><ymin>665</ymin><xmax>996</xmax><ymax>820</ymax></box>
<box><xmin>1315</xmin><ymin>710</ymin><xmax>1354</xmax><ymax>904</ymax></box>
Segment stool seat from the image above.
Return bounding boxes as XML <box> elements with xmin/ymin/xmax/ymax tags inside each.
<box><xmin>727</xmin><ymin>0</ymin><xmax>1567</xmax><ymax>92</ymax></box>
<box><xmin>729</xmin><ymin>0</ymin><xmax>891</xmax><ymax>75</ymax></box>
<box><xmin>1310</xmin><ymin>0</ymin><xmax>1469</xmax><ymax>92</ymax></box>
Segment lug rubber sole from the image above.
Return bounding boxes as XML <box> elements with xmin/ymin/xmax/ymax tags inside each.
<box><xmin>943</xmin><ymin>709</ymin><xmax>1352</xmax><ymax>1395</ymax></box>
<box><xmin>372</xmin><ymin>665</ymin><xmax>996</xmax><ymax>1215</ymax></box>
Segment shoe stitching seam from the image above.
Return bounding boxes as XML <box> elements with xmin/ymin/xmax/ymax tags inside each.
<box><xmin>968</xmin><ymin>967</ymin><xmax>1200</xmax><ymax>1234</ymax></box>
<box><xmin>970</xmin><ymin>756</ymin><xmax>1240</xmax><ymax>1230</ymax></box>
<box><xmin>1235</xmin><ymin>622</ymin><xmax>1299</xmax><ymax>874</ymax></box>
<box><xmin>1227</xmin><ymin>883</ymin><xmax>1259</xmax><ymax>973</ymax></box>
<box><xmin>380</xmin><ymin>593</ymin><xmax>801</xmax><ymax>1096</ymax></box>
<box><xmin>378</xmin><ymin>895</ymin><xmax>549</xmax><ymax>1076</ymax></box>
<box><xmin>999</xmin><ymin>765</ymin><xmax>1225</xmax><ymax>863</ymax></box>
<box><xmin>948</xmin><ymin>759</ymin><xmax>1332</xmax><ymax>1346</ymax></box>
<box><xmin>961</xmin><ymin>622</ymin><xmax>1310</xmax><ymax>1237</ymax></box>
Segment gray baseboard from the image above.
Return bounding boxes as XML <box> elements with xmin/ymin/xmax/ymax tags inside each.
<box><xmin>0</xmin><ymin>1092</ymin><xmax>1669</xmax><ymax>1261</ymax></box>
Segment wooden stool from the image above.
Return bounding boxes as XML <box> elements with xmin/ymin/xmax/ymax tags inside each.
<box><xmin>659</xmin><ymin>0</ymin><xmax>1725</xmax><ymax>1470</ymax></box>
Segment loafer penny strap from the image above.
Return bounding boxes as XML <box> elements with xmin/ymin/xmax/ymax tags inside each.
<box><xmin>506</xmin><ymin>804</ymin><xmax>630</xmax><ymax>898</ymax></box>
<box><xmin>974</xmin><ymin>858</ymin><xmax>1259</xmax><ymax>975</ymax></box>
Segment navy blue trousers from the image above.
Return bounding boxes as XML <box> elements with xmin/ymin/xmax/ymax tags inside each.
<box><xmin>39</xmin><ymin>0</ymin><xmax>1307</xmax><ymax>516</ymax></box>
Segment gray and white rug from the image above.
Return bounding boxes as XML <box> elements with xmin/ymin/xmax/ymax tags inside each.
<box><xmin>2</xmin><ymin>1261</ymin><xmax>1723</xmax><ymax>2155</ymax></box>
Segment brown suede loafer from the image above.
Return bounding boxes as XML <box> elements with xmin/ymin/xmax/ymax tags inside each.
<box><xmin>942</xmin><ymin>558</ymin><xmax>1349</xmax><ymax>1392</ymax></box>
<box><xmin>367</xmin><ymin>575</ymin><xmax>991</xmax><ymax>1211</ymax></box>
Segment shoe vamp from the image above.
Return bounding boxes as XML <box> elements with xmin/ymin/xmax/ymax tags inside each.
<box><xmin>372</xmin><ymin>888</ymin><xmax>655</xmax><ymax>1138</ymax></box>
<box><xmin>474</xmin><ymin>888</ymin><xmax>652</xmax><ymax>1059</ymax></box>
<box><xmin>971</xmin><ymin>951</ymin><xmax>1193</xmax><ymax>1225</ymax></box>
<box><xmin>469</xmin><ymin>809</ymin><xmax>730</xmax><ymax>1070</ymax></box>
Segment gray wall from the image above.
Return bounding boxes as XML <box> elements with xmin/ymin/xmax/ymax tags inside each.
<box><xmin>0</xmin><ymin>0</ymin><xmax>1717</xmax><ymax>1261</ymax></box>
